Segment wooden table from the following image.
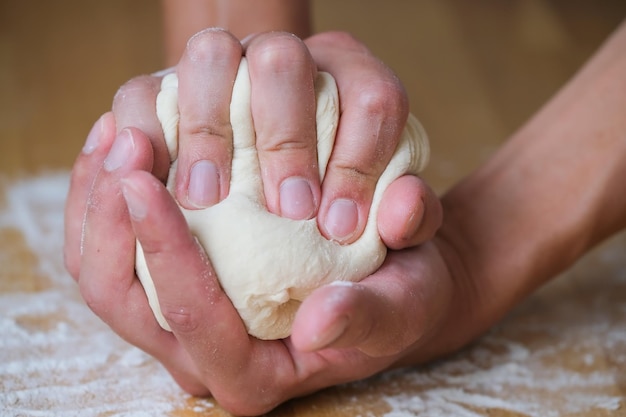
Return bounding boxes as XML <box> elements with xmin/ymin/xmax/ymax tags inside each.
<box><xmin>1</xmin><ymin>1</ymin><xmax>625</xmax><ymax>415</ymax></box>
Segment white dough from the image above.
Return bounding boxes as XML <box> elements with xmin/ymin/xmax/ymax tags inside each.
<box><xmin>135</xmin><ymin>58</ymin><xmax>430</xmax><ymax>340</ymax></box>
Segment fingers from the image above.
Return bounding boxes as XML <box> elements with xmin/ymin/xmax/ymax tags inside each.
<box><xmin>121</xmin><ymin>168</ymin><xmax>367</xmax><ymax>413</ymax></box>
<box><xmin>174</xmin><ymin>28</ymin><xmax>242</xmax><ymax>209</ymax></box>
<box><xmin>64</xmin><ymin>112</ymin><xmax>116</xmax><ymax>280</ymax></box>
<box><xmin>76</xmin><ymin>127</ymin><xmax>209</xmax><ymax>386</ymax></box>
<box><xmin>291</xmin><ymin>244</ymin><xmax>452</xmax><ymax>357</ymax></box>
<box><xmin>175</xmin><ymin>30</ymin><xmax>322</xmax><ymax>220</ymax></box>
<box><xmin>112</xmin><ymin>74</ymin><xmax>170</xmax><ymax>181</ymax></box>
<box><xmin>122</xmin><ymin>170</ymin><xmax>246</xmax><ymax>339</ymax></box>
<box><xmin>79</xmin><ymin>128</ymin><xmax>153</xmax><ymax>330</ymax></box>
<box><xmin>120</xmin><ymin>170</ymin><xmax>265</xmax><ymax>388</ymax></box>
<box><xmin>305</xmin><ymin>32</ymin><xmax>411</xmax><ymax>244</ymax></box>
<box><xmin>121</xmin><ymin>169</ymin><xmax>317</xmax><ymax>414</ymax></box>
<box><xmin>378</xmin><ymin>175</ymin><xmax>443</xmax><ymax>250</ymax></box>
<box><xmin>244</xmin><ymin>32</ymin><xmax>321</xmax><ymax>220</ymax></box>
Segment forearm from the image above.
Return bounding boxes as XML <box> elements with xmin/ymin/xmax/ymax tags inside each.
<box><xmin>162</xmin><ymin>0</ymin><xmax>311</xmax><ymax>66</ymax></box>
<box><xmin>439</xmin><ymin>21</ymin><xmax>626</xmax><ymax>339</ymax></box>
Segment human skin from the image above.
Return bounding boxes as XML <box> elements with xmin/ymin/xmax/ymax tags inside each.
<box><xmin>168</xmin><ymin>30</ymin><xmax>436</xmax><ymax>245</ymax></box>
<box><xmin>159</xmin><ymin>2</ymin><xmax>434</xmax><ymax>244</ymax></box>
<box><xmin>161</xmin><ymin>0</ymin><xmax>312</xmax><ymax>66</ymax></box>
<box><xmin>65</xmin><ymin>20</ymin><xmax>626</xmax><ymax>417</ymax></box>
<box><xmin>411</xmin><ymin>19</ymin><xmax>626</xmax><ymax>361</ymax></box>
<box><xmin>64</xmin><ymin>29</ymin><xmax>441</xmax><ymax>274</ymax></box>
<box><xmin>64</xmin><ymin>31</ymin><xmax>442</xmax><ymax>416</ymax></box>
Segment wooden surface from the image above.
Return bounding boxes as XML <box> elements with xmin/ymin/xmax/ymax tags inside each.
<box><xmin>1</xmin><ymin>1</ymin><xmax>625</xmax><ymax>415</ymax></box>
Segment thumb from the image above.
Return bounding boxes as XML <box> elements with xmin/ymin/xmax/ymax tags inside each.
<box><xmin>290</xmin><ymin>246</ymin><xmax>449</xmax><ymax>357</ymax></box>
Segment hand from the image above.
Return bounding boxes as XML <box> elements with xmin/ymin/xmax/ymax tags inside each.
<box><xmin>171</xmin><ymin>28</ymin><xmax>441</xmax><ymax>245</ymax></box>
<box><xmin>68</xmin><ymin>123</ymin><xmax>462</xmax><ymax>414</ymax></box>
<box><xmin>62</xmin><ymin>29</ymin><xmax>445</xmax><ymax>415</ymax></box>
<box><xmin>169</xmin><ymin>29</ymin><xmax>441</xmax><ymax>246</ymax></box>
<box><xmin>64</xmin><ymin>30</ymin><xmax>441</xmax><ymax>279</ymax></box>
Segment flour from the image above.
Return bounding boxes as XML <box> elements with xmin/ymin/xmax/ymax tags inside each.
<box><xmin>1</xmin><ymin>173</ymin><xmax>625</xmax><ymax>416</ymax></box>
<box><xmin>0</xmin><ymin>174</ymin><xmax>186</xmax><ymax>416</ymax></box>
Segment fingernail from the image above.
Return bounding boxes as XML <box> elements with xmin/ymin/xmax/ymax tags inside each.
<box><xmin>310</xmin><ymin>316</ymin><xmax>350</xmax><ymax>351</ymax></box>
<box><xmin>82</xmin><ymin>115</ymin><xmax>103</xmax><ymax>154</ymax></box>
<box><xmin>280</xmin><ymin>177</ymin><xmax>316</xmax><ymax>220</ymax></box>
<box><xmin>402</xmin><ymin>204</ymin><xmax>422</xmax><ymax>240</ymax></box>
<box><xmin>121</xmin><ymin>179</ymin><xmax>147</xmax><ymax>221</ymax></box>
<box><xmin>325</xmin><ymin>199</ymin><xmax>358</xmax><ymax>242</ymax></box>
<box><xmin>104</xmin><ymin>129</ymin><xmax>135</xmax><ymax>172</ymax></box>
<box><xmin>188</xmin><ymin>160</ymin><xmax>220</xmax><ymax>208</ymax></box>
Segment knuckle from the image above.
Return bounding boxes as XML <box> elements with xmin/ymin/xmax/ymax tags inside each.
<box><xmin>357</xmin><ymin>87</ymin><xmax>386</xmax><ymax>115</ymax></box>
<box><xmin>112</xmin><ymin>75</ymin><xmax>159</xmax><ymax>111</ymax></box>
<box><xmin>78</xmin><ymin>267</ymin><xmax>134</xmax><ymax>323</ymax></box>
<box><xmin>78</xmin><ymin>274</ymin><xmax>111</xmax><ymax>318</ymax></box>
<box><xmin>250</xmin><ymin>33</ymin><xmax>310</xmax><ymax>73</ymax></box>
<box><xmin>258</xmin><ymin>132</ymin><xmax>316</xmax><ymax>155</ymax></box>
<box><xmin>332</xmin><ymin>160</ymin><xmax>379</xmax><ymax>188</ymax></box>
<box><xmin>341</xmin><ymin>81</ymin><xmax>409</xmax><ymax>177</ymax></box>
<box><xmin>207</xmin><ymin>366</ymin><xmax>293</xmax><ymax>415</ymax></box>
<box><xmin>357</xmin><ymin>78</ymin><xmax>407</xmax><ymax>123</ymax></box>
<box><xmin>186</xmin><ymin>28</ymin><xmax>240</xmax><ymax>62</ymax></box>
<box><xmin>182</xmin><ymin>120</ymin><xmax>232</xmax><ymax>145</ymax></box>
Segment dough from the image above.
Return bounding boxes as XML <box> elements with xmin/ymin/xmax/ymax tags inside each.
<box><xmin>135</xmin><ymin>58</ymin><xmax>430</xmax><ymax>340</ymax></box>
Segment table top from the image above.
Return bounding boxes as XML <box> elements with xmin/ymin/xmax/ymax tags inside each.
<box><xmin>1</xmin><ymin>1</ymin><xmax>625</xmax><ymax>416</ymax></box>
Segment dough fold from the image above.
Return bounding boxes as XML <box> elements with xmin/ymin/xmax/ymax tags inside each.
<box><xmin>135</xmin><ymin>58</ymin><xmax>430</xmax><ymax>340</ymax></box>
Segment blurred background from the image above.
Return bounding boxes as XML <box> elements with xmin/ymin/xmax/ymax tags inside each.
<box><xmin>1</xmin><ymin>2</ymin><xmax>625</xmax><ymax>415</ymax></box>
<box><xmin>1</xmin><ymin>0</ymin><xmax>624</xmax><ymax>193</ymax></box>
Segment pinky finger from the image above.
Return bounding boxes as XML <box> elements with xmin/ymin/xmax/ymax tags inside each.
<box><xmin>377</xmin><ymin>175</ymin><xmax>442</xmax><ymax>250</ymax></box>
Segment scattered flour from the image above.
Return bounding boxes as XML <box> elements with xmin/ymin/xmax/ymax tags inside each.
<box><xmin>0</xmin><ymin>173</ymin><xmax>624</xmax><ymax>416</ymax></box>
<box><xmin>0</xmin><ymin>173</ymin><xmax>188</xmax><ymax>416</ymax></box>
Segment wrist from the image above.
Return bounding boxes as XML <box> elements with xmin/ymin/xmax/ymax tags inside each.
<box><xmin>444</xmin><ymin>20</ymin><xmax>626</xmax><ymax>311</ymax></box>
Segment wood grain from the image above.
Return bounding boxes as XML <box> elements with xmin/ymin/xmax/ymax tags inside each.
<box><xmin>1</xmin><ymin>1</ymin><xmax>625</xmax><ymax>415</ymax></box>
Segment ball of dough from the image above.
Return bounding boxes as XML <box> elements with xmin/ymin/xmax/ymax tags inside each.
<box><xmin>135</xmin><ymin>58</ymin><xmax>430</xmax><ymax>340</ymax></box>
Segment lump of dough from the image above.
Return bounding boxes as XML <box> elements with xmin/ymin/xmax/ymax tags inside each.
<box><xmin>135</xmin><ymin>58</ymin><xmax>430</xmax><ymax>340</ymax></box>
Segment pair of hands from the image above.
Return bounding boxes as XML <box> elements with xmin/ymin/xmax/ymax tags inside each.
<box><xmin>64</xmin><ymin>29</ymin><xmax>459</xmax><ymax>415</ymax></box>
